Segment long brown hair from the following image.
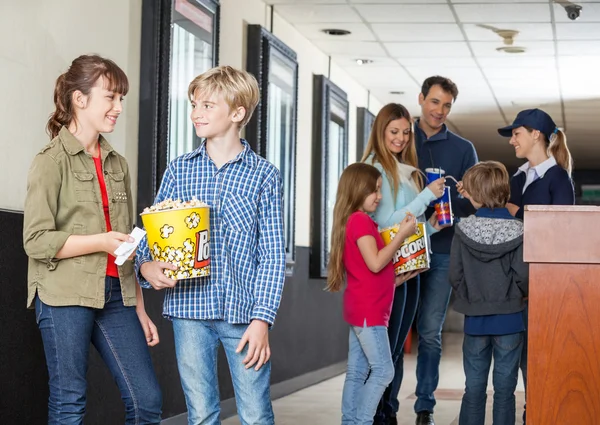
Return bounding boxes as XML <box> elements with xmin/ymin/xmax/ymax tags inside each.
<box><xmin>524</xmin><ymin>127</ymin><xmax>573</xmax><ymax>177</ymax></box>
<box><xmin>47</xmin><ymin>55</ymin><xmax>129</xmax><ymax>139</ymax></box>
<box><xmin>361</xmin><ymin>103</ymin><xmax>423</xmax><ymax>199</ymax></box>
<box><xmin>326</xmin><ymin>163</ymin><xmax>381</xmax><ymax>292</ymax></box>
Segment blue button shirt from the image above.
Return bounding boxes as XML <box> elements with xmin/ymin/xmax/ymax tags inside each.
<box><xmin>135</xmin><ymin>140</ymin><xmax>286</xmax><ymax>325</ymax></box>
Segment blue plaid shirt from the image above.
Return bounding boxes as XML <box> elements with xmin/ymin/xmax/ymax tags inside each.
<box><xmin>135</xmin><ymin>140</ymin><xmax>286</xmax><ymax>325</ymax></box>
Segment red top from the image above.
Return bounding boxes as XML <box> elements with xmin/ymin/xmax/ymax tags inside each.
<box><xmin>343</xmin><ymin>211</ymin><xmax>395</xmax><ymax>327</ymax></box>
<box><xmin>92</xmin><ymin>151</ymin><xmax>119</xmax><ymax>278</ymax></box>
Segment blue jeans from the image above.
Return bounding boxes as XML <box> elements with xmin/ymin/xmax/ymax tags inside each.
<box><xmin>415</xmin><ymin>253</ymin><xmax>452</xmax><ymax>413</ymax></box>
<box><xmin>35</xmin><ymin>277</ymin><xmax>162</xmax><ymax>425</ymax></box>
<box><xmin>459</xmin><ymin>333</ymin><xmax>523</xmax><ymax>425</ymax></box>
<box><xmin>342</xmin><ymin>324</ymin><xmax>394</xmax><ymax>425</ymax></box>
<box><xmin>374</xmin><ymin>276</ymin><xmax>420</xmax><ymax>422</ymax></box>
<box><xmin>173</xmin><ymin>319</ymin><xmax>274</xmax><ymax>425</ymax></box>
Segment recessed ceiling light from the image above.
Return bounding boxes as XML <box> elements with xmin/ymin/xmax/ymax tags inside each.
<box><xmin>496</xmin><ymin>46</ymin><xmax>526</xmax><ymax>54</ymax></box>
<box><xmin>321</xmin><ymin>28</ymin><xmax>351</xmax><ymax>36</ymax></box>
<box><xmin>390</xmin><ymin>91</ymin><xmax>405</xmax><ymax>95</ymax></box>
<box><xmin>356</xmin><ymin>59</ymin><xmax>373</xmax><ymax>65</ymax></box>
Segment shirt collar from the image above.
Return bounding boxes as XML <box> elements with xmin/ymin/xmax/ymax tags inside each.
<box><xmin>515</xmin><ymin>156</ymin><xmax>557</xmax><ymax>178</ymax></box>
<box><xmin>184</xmin><ymin>138</ymin><xmax>256</xmax><ymax>168</ymax></box>
<box><xmin>414</xmin><ymin>119</ymin><xmax>449</xmax><ymax>142</ymax></box>
<box><xmin>58</xmin><ymin>126</ymin><xmax>114</xmax><ymax>157</ymax></box>
<box><xmin>475</xmin><ymin>207</ymin><xmax>515</xmax><ymax>220</ymax></box>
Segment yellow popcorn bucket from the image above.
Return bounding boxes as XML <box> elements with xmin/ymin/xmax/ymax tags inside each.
<box><xmin>140</xmin><ymin>206</ymin><xmax>210</xmax><ymax>280</ymax></box>
<box><xmin>379</xmin><ymin>222</ymin><xmax>430</xmax><ymax>275</ymax></box>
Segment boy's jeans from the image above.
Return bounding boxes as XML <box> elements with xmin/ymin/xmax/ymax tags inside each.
<box><xmin>459</xmin><ymin>332</ymin><xmax>523</xmax><ymax>425</ymax></box>
<box><xmin>35</xmin><ymin>277</ymin><xmax>162</xmax><ymax>425</ymax></box>
<box><xmin>341</xmin><ymin>324</ymin><xmax>394</xmax><ymax>425</ymax></box>
<box><xmin>173</xmin><ymin>319</ymin><xmax>274</xmax><ymax>425</ymax></box>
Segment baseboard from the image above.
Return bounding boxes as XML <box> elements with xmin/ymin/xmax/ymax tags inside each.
<box><xmin>161</xmin><ymin>361</ymin><xmax>347</xmax><ymax>424</ymax></box>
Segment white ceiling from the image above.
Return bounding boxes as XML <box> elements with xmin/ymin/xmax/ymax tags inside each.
<box><xmin>262</xmin><ymin>0</ymin><xmax>600</xmax><ymax>169</ymax></box>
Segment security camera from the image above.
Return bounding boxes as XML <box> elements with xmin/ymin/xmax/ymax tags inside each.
<box><xmin>565</xmin><ymin>4</ymin><xmax>582</xmax><ymax>21</ymax></box>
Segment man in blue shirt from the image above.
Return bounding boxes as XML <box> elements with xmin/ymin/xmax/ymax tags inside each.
<box><xmin>136</xmin><ymin>66</ymin><xmax>286</xmax><ymax>425</ymax></box>
<box><xmin>413</xmin><ymin>76</ymin><xmax>478</xmax><ymax>425</ymax></box>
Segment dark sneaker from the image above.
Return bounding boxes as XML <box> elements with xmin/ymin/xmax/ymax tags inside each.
<box><xmin>416</xmin><ymin>411</ymin><xmax>435</xmax><ymax>425</ymax></box>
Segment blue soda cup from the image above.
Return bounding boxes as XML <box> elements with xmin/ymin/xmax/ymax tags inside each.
<box><xmin>426</xmin><ymin>167</ymin><xmax>445</xmax><ymax>207</ymax></box>
<box><xmin>434</xmin><ymin>186</ymin><xmax>453</xmax><ymax>226</ymax></box>
<box><xmin>425</xmin><ymin>167</ymin><xmax>445</xmax><ymax>184</ymax></box>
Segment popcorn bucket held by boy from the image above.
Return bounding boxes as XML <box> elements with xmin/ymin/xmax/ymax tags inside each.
<box><xmin>140</xmin><ymin>199</ymin><xmax>210</xmax><ymax>280</ymax></box>
<box><xmin>379</xmin><ymin>222</ymin><xmax>430</xmax><ymax>275</ymax></box>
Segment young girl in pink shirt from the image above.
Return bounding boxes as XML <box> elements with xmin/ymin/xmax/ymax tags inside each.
<box><xmin>327</xmin><ymin>162</ymin><xmax>417</xmax><ymax>425</ymax></box>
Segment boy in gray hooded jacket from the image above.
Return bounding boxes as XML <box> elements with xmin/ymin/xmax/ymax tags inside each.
<box><xmin>450</xmin><ymin>161</ymin><xmax>529</xmax><ymax>425</ymax></box>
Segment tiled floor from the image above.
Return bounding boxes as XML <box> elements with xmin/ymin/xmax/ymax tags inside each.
<box><xmin>223</xmin><ymin>333</ymin><xmax>525</xmax><ymax>425</ymax></box>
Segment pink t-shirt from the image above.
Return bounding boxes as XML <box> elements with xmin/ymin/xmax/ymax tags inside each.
<box><xmin>343</xmin><ymin>211</ymin><xmax>395</xmax><ymax>327</ymax></box>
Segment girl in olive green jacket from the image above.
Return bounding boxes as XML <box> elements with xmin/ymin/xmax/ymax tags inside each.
<box><xmin>23</xmin><ymin>55</ymin><xmax>162</xmax><ymax>424</ymax></box>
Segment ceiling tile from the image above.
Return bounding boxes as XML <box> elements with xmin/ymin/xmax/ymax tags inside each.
<box><xmin>371</xmin><ymin>23</ymin><xmax>464</xmax><ymax>42</ymax></box>
<box><xmin>355</xmin><ymin>4</ymin><xmax>455</xmax><ymax>23</ymax></box>
<box><xmin>351</xmin><ymin>0</ymin><xmax>446</xmax><ymax>3</ymax></box>
<box><xmin>558</xmin><ymin>40</ymin><xmax>600</xmax><ymax>56</ymax></box>
<box><xmin>398</xmin><ymin>57</ymin><xmax>478</xmax><ymax>67</ymax></box>
<box><xmin>483</xmin><ymin>66</ymin><xmax>557</xmax><ymax>81</ymax></box>
<box><xmin>477</xmin><ymin>56</ymin><xmax>556</xmax><ymax>68</ymax></box>
<box><xmin>553</xmin><ymin>3</ymin><xmax>600</xmax><ymax>23</ymax></box>
<box><xmin>386</xmin><ymin>42</ymin><xmax>472</xmax><ymax>58</ymax></box>
<box><xmin>332</xmin><ymin>55</ymin><xmax>399</xmax><ymax>68</ymax></box>
<box><xmin>274</xmin><ymin>5</ymin><xmax>362</xmax><ymax>23</ymax></box>
<box><xmin>313</xmin><ymin>40</ymin><xmax>386</xmax><ymax>56</ymax></box>
<box><xmin>463</xmin><ymin>23</ymin><xmax>553</xmax><ymax>42</ymax></box>
<box><xmin>343</xmin><ymin>65</ymin><xmax>415</xmax><ymax>89</ymax></box>
<box><xmin>450</xmin><ymin>0</ymin><xmax>546</xmax><ymax>2</ymax></box>
<box><xmin>470</xmin><ymin>41</ymin><xmax>555</xmax><ymax>57</ymax></box>
<box><xmin>453</xmin><ymin>4</ymin><xmax>551</xmax><ymax>23</ymax></box>
<box><xmin>293</xmin><ymin>23</ymin><xmax>376</xmax><ymax>41</ymax></box>
<box><xmin>556</xmin><ymin>23</ymin><xmax>600</xmax><ymax>40</ymax></box>
<box><xmin>266</xmin><ymin>0</ymin><xmax>346</xmax><ymax>3</ymax></box>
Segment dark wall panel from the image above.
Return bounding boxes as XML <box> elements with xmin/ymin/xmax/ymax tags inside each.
<box><xmin>0</xmin><ymin>210</ymin><xmax>348</xmax><ymax>423</ymax></box>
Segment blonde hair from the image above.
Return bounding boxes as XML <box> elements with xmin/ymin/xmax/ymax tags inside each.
<box><xmin>361</xmin><ymin>103</ymin><xmax>423</xmax><ymax>199</ymax></box>
<box><xmin>326</xmin><ymin>163</ymin><xmax>381</xmax><ymax>292</ymax></box>
<box><xmin>525</xmin><ymin>126</ymin><xmax>573</xmax><ymax>177</ymax></box>
<box><xmin>188</xmin><ymin>65</ymin><xmax>259</xmax><ymax>128</ymax></box>
<box><xmin>548</xmin><ymin>129</ymin><xmax>573</xmax><ymax>177</ymax></box>
<box><xmin>462</xmin><ymin>161</ymin><xmax>510</xmax><ymax>209</ymax></box>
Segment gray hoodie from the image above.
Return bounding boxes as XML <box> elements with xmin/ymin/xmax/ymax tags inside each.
<box><xmin>449</xmin><ymin>214</ymin><xmax>529</xmax><ymax>316</ymax></box>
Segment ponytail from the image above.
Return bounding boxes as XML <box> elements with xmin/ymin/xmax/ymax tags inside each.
<box><xmin>548</xmin><ymin>129</ymin><xmax>572</xmax><ymax>177</ymax></box>
<box><xmin>45</xmin><ymin>55</ymin><xmax>129</xmax><ymax>140</ymax></box>
<box><xmin>46</xmin><ymin>74</ymin><xmax>73</xmax><ymax>139</ymax></box>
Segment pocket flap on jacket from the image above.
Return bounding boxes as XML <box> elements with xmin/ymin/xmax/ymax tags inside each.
<box><xmin>108</xmin><ymin>171</ymin><xmax>125</xmax><ymax>181</ymax></box>
<box><xmin>73</xmin><ymin>172</ymin><xmax>94</xmax><ymax>181</ymax></box>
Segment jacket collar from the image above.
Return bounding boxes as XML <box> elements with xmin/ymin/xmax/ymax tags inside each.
<box><xmin>58</xmin><ymin>126</ymin><xmax>115</xmax><ymax>158</ymax></box>
<box><xmin>414</xmin><ymin>119</ymin><xmax>449</xmax><ymax>142</ymax></box>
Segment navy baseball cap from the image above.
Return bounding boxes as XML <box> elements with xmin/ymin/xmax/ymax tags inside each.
<box><xmin>497</xmin><ymin>108</ymin><xmax>557</xmax><ymax>140</ymax></box>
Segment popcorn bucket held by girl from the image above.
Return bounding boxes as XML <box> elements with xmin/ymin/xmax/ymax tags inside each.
<box><xmin>140</xmin><ymin>199</ymin><xmax>210</xmax><ymax>280</ymax></box>
<box><xmin>379</xmin><ymin>222</ymin><xmax>430</xmax><ymax>275</ymax></box>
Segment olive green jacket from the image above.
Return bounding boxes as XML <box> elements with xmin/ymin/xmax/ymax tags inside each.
<box><xmin>23</xmin><ymin>126</ymin><xmax>136</xmax><ymax>309</ymax></box>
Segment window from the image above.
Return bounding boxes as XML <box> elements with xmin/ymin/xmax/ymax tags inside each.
<box><xmin>137</xmin><ymin>0</ymin><xmax>220</xmax><ymax>216</ymax></box>
<box><xmin>246</xmin><ymin>25</ymin><xmax>298</xmax><ymax>275</ymax></box>
<box><xmin>356</xmin><ymin>107</ymin><xmax>375</xmax><ymax>162</ymax></box>
<box><xmin>311</xmin><ymin>75</ymin><xmax>349</xmax><ymax>278</ymax></box>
